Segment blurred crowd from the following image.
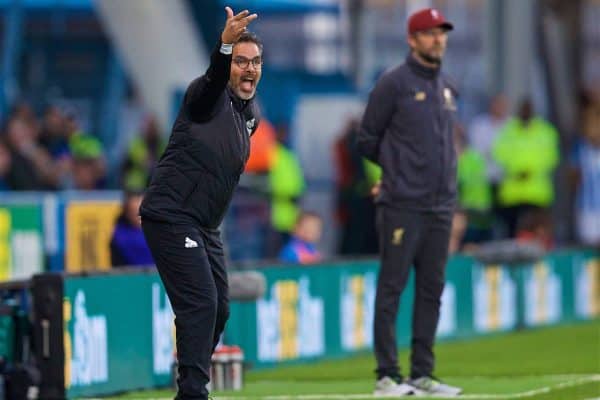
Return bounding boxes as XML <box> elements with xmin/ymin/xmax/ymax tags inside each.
<box><xmin>0</xmin><ymin>103</ymin><xmax>105</xmax><ymax>191</ymax></box>
<box><xmin>1</xmin><ymin>86</ymin><xmax>598</xmax><ymax>267</ymax></box>
<box><xmin>449</xmin><ymin>89</ymin><xmax>600</xmax><ymax>252</ymax></box>
<box><xmin>0</xmin><ymin>103</ymin><xmax>165</xmax><ymax>192</ymax></box>
<box><xmin>335</xmin><ymin>89</ymin><xmax>600</xmax><ymax>255</ymax></box>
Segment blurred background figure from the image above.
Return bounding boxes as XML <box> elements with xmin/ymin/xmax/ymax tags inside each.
<box><xmin>467</xmin><ymin>94</ymin><xmax>508</xmax><ymax>192</ymax></box>
<box><xmin>333</xmin><ymin>116</ymin><xmax>378</xmax><ymax>256</ymax></box>
<box><xmin>279</xmin><ymin>211</ymin><xmax>323</xmax><ymax>264</ymax></box>
<box><xmin>70</xmin><ymin>135</ymin><xmax>106</xmax><ymax>190</ymax></box>
<box><xmin>110</xmin><ymin>191</ymin><xmax>153</xmax><ymax>267</ymax></box>
<box><xmin>515</xmin><ymin>208</ymin><xmax>554</xmax><ymax>250</ymax></box>
<box><xmin>121</xmin><ymin>114</ymin><xmax>166</xmax><ymax>192</ymax></box>
<box><xmin>39</xmin><ymin>105</ymin><xmax>69</xmax><ymax>159</ymax></box>
<box><xmin>455</xmin><ymin>123</ymin><xmax>493</xmax><ymax>244</ymax></box>
<box><xmin>268</xmin><ymin>124</ymin><xmax>305</xmax><ymax>257</ymax></box>
<box><xmin>10</xmin><ymin>102</ymin><xmax>38</xmax><ymax>130</ymax></box>
<box><xmin>4</xmin><ymin>116</ymin><xmax>58</xmax><ymax>190</ymax></box>
<box><xmin>38</xmin><ymin>105</ymin><xmax>73</xmax><ymax>188</ymax></box>
<box><xmin>493</xmin><ymin>98</ymin><xmax>560</xmax><ymax>237</ymax></box>
<box><xmin>570</xmin><ymin>88</ymin><xmax>600</xmax><ymax>248</ymax></box>
<box><xmin>40</xmin><ymin>105</ymin><xmax>70</xmax><ymax>160</ymax></box>
<box><xmin>0</xmin><ymin>141</ymin><xmax>12</xmax><ymax>190</ymax></box>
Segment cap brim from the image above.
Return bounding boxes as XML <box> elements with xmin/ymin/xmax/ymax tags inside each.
<box><xmin>440</xmin><ymin>22</ymin><xmax>453</xmax><ymax>31</ymax></box>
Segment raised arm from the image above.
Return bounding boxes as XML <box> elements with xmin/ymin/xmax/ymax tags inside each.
<box><xmin>184</xmin><ymin>7</ymin><xmax>258</xmax><ymax>122</ymax></box>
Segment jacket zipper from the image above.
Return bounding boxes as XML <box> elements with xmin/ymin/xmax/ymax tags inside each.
<box><xmin>435</xmin><ymin>79</ymin><xmax>446</xmax><ymax>207</ymax></box>
<box><xmin>230</xmin><ymin>101</ymin><xmax>249</xmax><ymax>171</ymax></box>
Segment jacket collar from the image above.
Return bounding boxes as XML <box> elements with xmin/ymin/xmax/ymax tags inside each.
<box><xmin>407</xmin><ymin>53</ymin><xmax>441</xmax><ymax>79</ymax></box>
<box><xmin>227</xmin><ymin>86</ymin><xmax>252</xmax><ymax>111</ymax></box>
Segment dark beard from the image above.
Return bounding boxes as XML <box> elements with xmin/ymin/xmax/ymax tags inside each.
<box><xmin>417</xmin><ymin>51</ymin><xmax>442</xmax><ymax>66</ymax></box>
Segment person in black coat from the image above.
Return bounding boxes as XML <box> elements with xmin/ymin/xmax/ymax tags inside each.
<box><xmin>357</xmin><ymin>7</ymin><xmax>462</xmax><ymax>397</ymax></box>
<box><xmin>139</xmin><ymin>6</ymin><xmax>260</xmax><ymax>400</ymax></box>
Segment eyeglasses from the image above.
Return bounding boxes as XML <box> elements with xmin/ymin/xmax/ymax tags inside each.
<box><xmin>233</xmin><ymin>56</ymin><xmax>263</xmax><ymax>69</ymax></box>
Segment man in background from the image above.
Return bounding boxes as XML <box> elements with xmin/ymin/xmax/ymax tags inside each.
<box><xmin>493</xmin><ymin>99</ymin><xmax>559</xmax><ymax>237</ymax></box>
<box><xmin>357</xmin><ymin>7</ymin><xmax>462</xmax><ymax>397</ymax></box>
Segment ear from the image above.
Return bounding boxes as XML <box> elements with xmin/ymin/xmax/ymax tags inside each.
<box><xmin>407</xmin><ymin>34</ymin><xmax>417</xmax><ymax>49</ymax></box>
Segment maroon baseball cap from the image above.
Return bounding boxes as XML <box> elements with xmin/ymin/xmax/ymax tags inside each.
<box><xmin>407</xmin><ymin>8</ymin><xmax>453</xmax><ymax>35</ymax></box>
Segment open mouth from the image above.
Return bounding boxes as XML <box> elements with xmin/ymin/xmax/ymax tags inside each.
<box><xmin>240</xmin><ymin>76</ymin><xmax>255</xmax><ymax>93</ymax></box>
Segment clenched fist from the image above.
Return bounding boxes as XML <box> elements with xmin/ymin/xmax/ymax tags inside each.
<box><xmin>221</xmin><ymin>6</ymin><xmax>258</xmax><ymax>44</ymax></box>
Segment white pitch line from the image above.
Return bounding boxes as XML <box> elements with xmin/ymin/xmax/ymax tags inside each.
<box><xmin>85</xmin><ymin>374</ymin><xmax>600</xmax><ymax>400</ymax></box>
<box><xmin>210</xmin><ymin>374</ymin><xmax>600</xmax><ymax>400</ymax></box>
<box><xmin>248</xmin><ymin>374</ymin><xmax>596</xmax><ymax>385</ymax></box>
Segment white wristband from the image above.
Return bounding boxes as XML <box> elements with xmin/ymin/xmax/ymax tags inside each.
<box><xmin>220</xmin><ymin>43</ymin><xmax>233</xmax><ymax>55</ymax></box>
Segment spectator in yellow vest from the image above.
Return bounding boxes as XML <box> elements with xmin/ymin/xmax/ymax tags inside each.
<box><xmin>122</xmin><ymin>115</ymin><xmax>166</xmax><ymax>191</ymax></box>
<box><xmin>455</xmin><ymin>125</ymin><xmax>493</xmax><ymax>244</ymax></box>
<box><xmin>269</xmin><ymin>139</ymin><xmax>305</xmax><ymax>249</ymax></box>
<box><xmin>493</xmin><ymin>99</ymin><xmax>559</xmax><ymax>237</ymax></box>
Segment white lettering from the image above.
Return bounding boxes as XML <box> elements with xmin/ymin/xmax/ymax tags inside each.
<box><xmin>71</xmin><ymin>290</ymin><xmax>108</xmax><ymax>386</ymax></box>
<box><xmin>152</xmin><ymin>283</ymin><xmax>174</xmax><ymax>374</ymax></box>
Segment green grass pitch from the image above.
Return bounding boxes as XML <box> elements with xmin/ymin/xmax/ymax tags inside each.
<box><xmin>100</xmin><ymin>320</ymin><xmax>599</xmax><ymax>400</ymax></box>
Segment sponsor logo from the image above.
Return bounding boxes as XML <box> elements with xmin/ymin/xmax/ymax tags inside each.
<box><xmin>524</xmin><ymin>262</ymin><xmax>562</xmax><ymax>325</ymax></box>
<box><xmin>392</xmin><ymin>228</ymin><xmax>404</xmax><ymax>246</ymax></box>
<box><xmin>152</xmin><ymin>283</ymin><xmax>174</xmax><ymax>374</ymax></box>
<box><xmin>437</xmin><ymin>283</ymin><xmax>457</xmax><ymax>337</ymax></box>
<box><xmin>257</xmin><ymin>277</ymin><xmax>324</xmax><ymax>361</ymax></box>
<box><xmin>185</xmin><ymin>237</ymin><xmax>198</xmax><ymax>248</ymax></box>
<box><xmin>473</xmin><ymin>265</ymin><xmax>517</xmax><ymax>332</ymax></box>
<box><xmin>341</xmin><ymin>272</ymin><xmax>376</xmax><ymax>350</ymax></box>
<box><xmin>246</xmin><ymin>118</ymin><xmax>256</xmax><ymax>136</ymax></box>
<box><xmin>67</xmin><ymin>290</ymin><xmax>108</xmax><ymax>386</ymax></box>
<box><xmin>575</xmin><ymin>258</ymin><xmax>600</xmax><ymax>318</ymax></box>
<box><xmin>443</xmin><ymin>88</ymin><xmax>457</xmax><ymax>111</ymax></box>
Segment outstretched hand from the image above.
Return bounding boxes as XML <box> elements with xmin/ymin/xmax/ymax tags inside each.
<box><xmin>221</xmin><ymin>6</ymin><xmax>258</xmax><ymax>44</ymax></box>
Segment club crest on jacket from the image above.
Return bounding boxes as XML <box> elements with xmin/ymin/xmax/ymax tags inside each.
<box><xmin>246</xmin><ymin>118</ymin><xmax>256</xmax><ymax>136</ymax></box>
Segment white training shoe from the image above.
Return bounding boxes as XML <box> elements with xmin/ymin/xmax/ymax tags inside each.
<box><xmin>374</xmin><ymin>376</ymin><xmax>417</xmax><ymax>397</ymax></box>
<box><xmin>409</xmin><ymin>376</ymin><xmax>462</xmax><ymax>397</ymax></box>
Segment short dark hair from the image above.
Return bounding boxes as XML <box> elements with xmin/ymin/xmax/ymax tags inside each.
<box><xmin>234</xmin><ymin>31</ymin><xmax>263</xmax><ymax>54</ymax></box>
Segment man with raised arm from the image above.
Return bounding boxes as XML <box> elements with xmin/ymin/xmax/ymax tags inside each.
<box><xmin>140</xmin><ymin>7</ymin><xmax>262</xmax><ymax>399</ymax></box>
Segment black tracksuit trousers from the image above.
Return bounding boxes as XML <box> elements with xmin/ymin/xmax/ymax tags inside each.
<box><xmin>374</xmin><ymin>206</ymin><xmax>452</xmax><ymax>380</ymax></box>
<box><xmin>142</xmin><ymin>218</ymin><xmax>229</xmax><ymax>400</ymax></box>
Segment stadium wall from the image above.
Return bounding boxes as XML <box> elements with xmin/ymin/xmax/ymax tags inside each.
<box><xmin>55</xmin><ymin>249</ymin><xmax>599</xmax><ymax>398</ymax></box>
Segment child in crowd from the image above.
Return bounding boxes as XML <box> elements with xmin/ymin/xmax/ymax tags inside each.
<box><xmin>279</xmin><ymin>211</ymin><xmax>323</xmax><ymax>264</ymax></box>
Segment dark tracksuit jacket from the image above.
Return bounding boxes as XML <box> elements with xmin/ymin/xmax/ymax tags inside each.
<box><xmin>357</xmin><ymin>53</ymin><xmax>458</xmax><ymax>380</ymax></box>
<box><xmin>140</xmin><ymin>41</ymin><xmax>259</xmax><ymax>400</ymax></box>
